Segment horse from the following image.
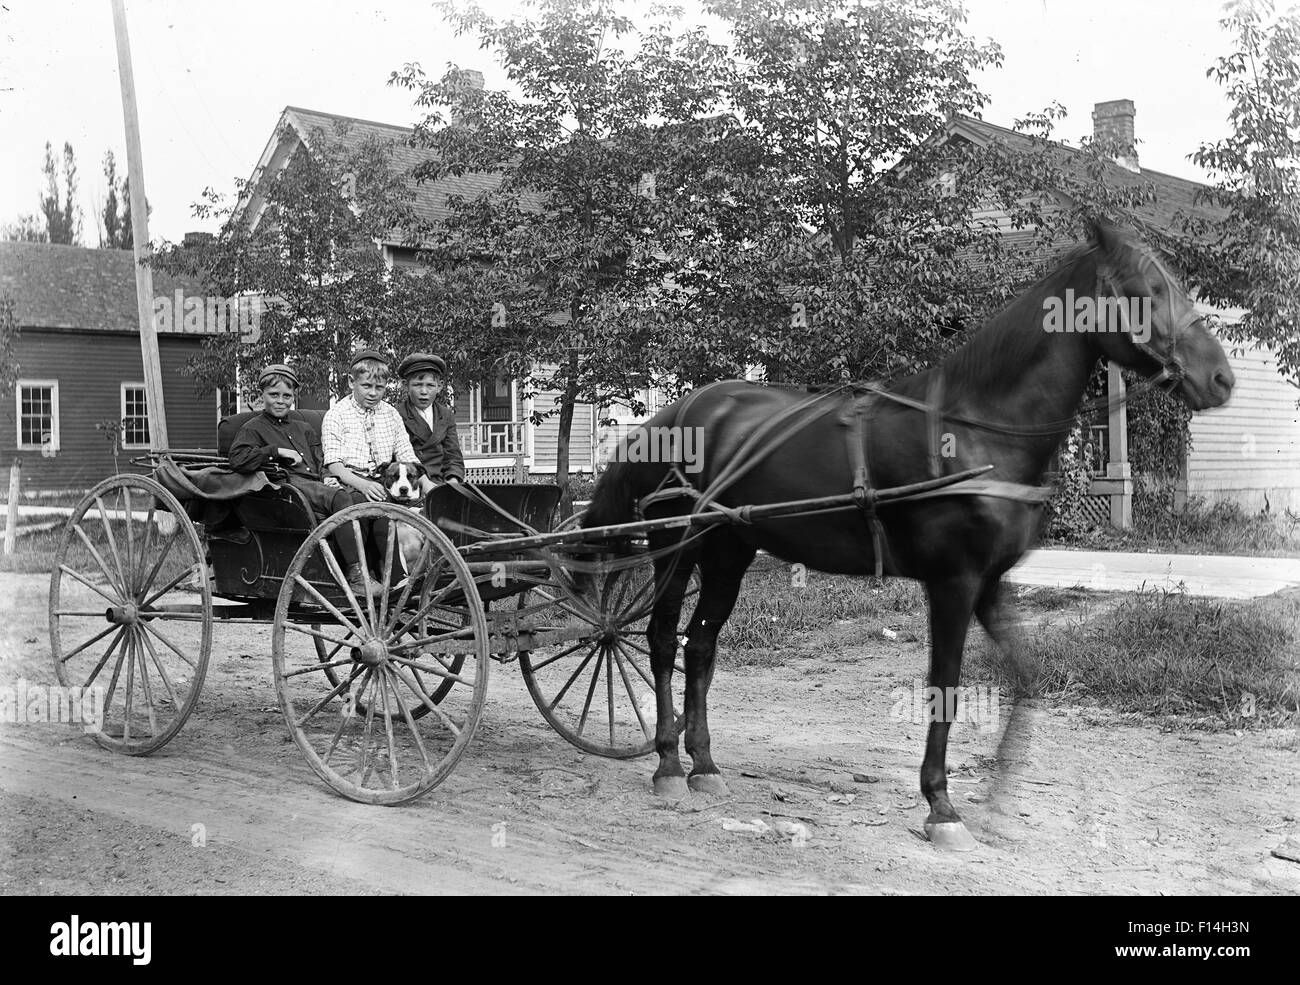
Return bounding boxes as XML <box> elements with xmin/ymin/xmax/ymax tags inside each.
<box><xmin>582</xmin><ymin>220</ymin><xmax>1235</xmax><ymax>850</ymax></box>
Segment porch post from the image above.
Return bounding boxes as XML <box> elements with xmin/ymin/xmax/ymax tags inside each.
<box><xmin>1104</xmin><ymin>360</ymin><xmax>1133</xmax><ymax>528</ymax></box>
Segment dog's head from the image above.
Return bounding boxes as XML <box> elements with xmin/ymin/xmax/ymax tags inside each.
<box><xmin>383</xmin><ymin>461</ymin><xmax>427</xmax><ymax>505</ymax></box>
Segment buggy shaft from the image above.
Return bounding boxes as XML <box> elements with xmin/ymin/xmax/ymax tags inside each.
<box><xmin>448</xmin><ymin>464</ymin><xmax>996</xmax><ymax>555</ymax></box>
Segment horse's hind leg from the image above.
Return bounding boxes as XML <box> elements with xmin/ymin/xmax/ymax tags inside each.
<box><xmin>921</xmin><ymin>573</ymin><xmax>982</xmax><ymax>851</ymax></box>
<box><xmin>682</xmin><ymin>531</ymin><xmax>756</xmax><ymax>796</ymax></box>
<box><xmin>646</xmin><ymin>541</ymin><xmax>697</xmax><ymax>799</ymax></box>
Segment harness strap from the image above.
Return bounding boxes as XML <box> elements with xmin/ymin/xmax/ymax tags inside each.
<box><xmin>846</xmin><ymin>394</ymin><xmax>885</xmax><ymax>579</ymax></box>
<box><xmin>926</xmin><ymin>372</ymin><xmax>945</xmax><ymax>479</ymax></box>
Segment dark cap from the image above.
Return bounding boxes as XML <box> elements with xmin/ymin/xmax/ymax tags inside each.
<box><xmin>258</xmin><ymin>363</ymin><xmax>299</xmax><ymax>388</ymax></box>
<box><xmin>348</xmin><ymin>347</ymin><xmax>387</xmax><ymax>369</ymax></box>
<box><xmin>398</xmin><ymin>352</ymin><xmax>448</xmax><ymax>379</ymax></box>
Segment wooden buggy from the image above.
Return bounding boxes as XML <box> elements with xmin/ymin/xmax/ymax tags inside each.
<box><xmin>47</xmin><ymin>410</ymin><xmax>692</xmax><ymax>805</ymax></box>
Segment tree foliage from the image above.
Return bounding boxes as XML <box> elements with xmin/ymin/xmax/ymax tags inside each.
<box><xmin>1181</xmin><ymin>0</ymin><xmax>1300</xmax><ymax>389</ymax></box>
<box><xmin>39</xmin><ymin>141</ymin><xmax>81</xmax><ymax>245</ymax></box>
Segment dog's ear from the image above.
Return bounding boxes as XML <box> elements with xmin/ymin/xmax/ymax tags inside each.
<box><xmin>383</xmin><ymin>462</ymin><xmax>401</xmax><ymax>481</ymax></box>
<box><xmin>408</xmin><ymin>461</ymin><xmax>427</xmax><ymax>478</ymax></box>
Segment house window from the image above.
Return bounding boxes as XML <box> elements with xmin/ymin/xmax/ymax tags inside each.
<box><xmin>16</xmin><ymin>380</ymin><xmax>59</xmax><ymax>452</ymax></box>
<box><xmin>121</xmin><ymin>383</ymin><xmax>151</xmax><ymax>449</ymax></box>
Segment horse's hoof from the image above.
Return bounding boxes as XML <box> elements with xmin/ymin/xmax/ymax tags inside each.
<box><xmin>688</xmin><ymin>773</ymin><xmax>729</xmax><ymax>796</ymax></box>
<box><xmin>924</xmin><ymin>821</ymin><xmax>980</xmax><ymax>852</ymax></box>
<box><xmin>653</xmin><ymin>775</ymin><xmax>689</xmax><ymax>800</ymax></box>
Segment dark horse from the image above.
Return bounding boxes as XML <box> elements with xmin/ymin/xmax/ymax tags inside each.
<box><xmin>582</xmin><ymin>221</ymin><xmax>1235</xmax><ymax>850</ymax></box>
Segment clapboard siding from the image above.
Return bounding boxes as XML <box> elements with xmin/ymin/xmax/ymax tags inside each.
<box><xmin>1186</xmin><ymin>342</ymin><xmax>1300</xmax><ymax>511</ymax></box>
<box><xmin>529</xmin><ymin>389</ymin><xmax>595</xmax><ymax>473</ymax></box>
<box><xmin>0</xmin><ymin>330</ymin><xmax>223</xmax><ymax>491</ymax></box>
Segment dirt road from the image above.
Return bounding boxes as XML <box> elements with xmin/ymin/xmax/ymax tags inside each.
<box><xmin>1</xmin><ymin>572</ymin><xmax>1296</xmax><ymax>895</ymax></box>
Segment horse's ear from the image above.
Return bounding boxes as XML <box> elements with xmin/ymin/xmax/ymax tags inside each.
<box><xmin>1086</xmin><ymin>217</ymin><xmax>1127</xmax><ymax>257</ymax></box>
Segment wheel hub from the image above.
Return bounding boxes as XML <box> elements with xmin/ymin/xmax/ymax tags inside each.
<box><xmin>355</xmin><ymin>639</ymin><xmax>388</xmax><ymax>667</ymax></box>
<box><xmin>105</xmin><ymin>604</ymin><xmax>138</xmax><ymax>625</ymax></box>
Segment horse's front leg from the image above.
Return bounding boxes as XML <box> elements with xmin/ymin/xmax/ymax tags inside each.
<box><xmin>921</xmin><ymin>574</ymin><xmax>982</xmax><ymax>851</ymax></box>
<box><xmin>647</xmin><ymin>553</ymin><xmax>694</xmax><ymax>799</ymax></box>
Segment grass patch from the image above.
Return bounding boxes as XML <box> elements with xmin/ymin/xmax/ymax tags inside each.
<box><xmin>969</xmin><ymin>588</ymin><xmax>1300</xmax><ymax>728</ymax></box>
<box><xmin>1044</xmin><ymin>496</ymin><xmax>1300</xmax><ymax>557</ymax></box>
<box><xmin>716</xmin><ymin>563</ymin><xmax>926</xmax><ymax>665</ymax></box>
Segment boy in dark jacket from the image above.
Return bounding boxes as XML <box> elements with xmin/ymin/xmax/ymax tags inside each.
<box><xmin>395</xmin><ymin>352</ymin><xmax>465</xmax><ymax>483</ymax></box>
<box><xmin>228</xmin><ymin>364</ymin><xmax>379</xmax><ymax>597</ymax></box>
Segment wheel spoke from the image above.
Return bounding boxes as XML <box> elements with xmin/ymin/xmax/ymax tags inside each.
<box><xmin>612</xmin><ymin>642</ymin><xmax>652</xmax><ymax>740</ymax></box>
<box><xmin>72</xmin><ymin>525</ymin><xmax>126</xmax><ymax>598</ymax></box>
<box><xmin>378</xmin><ymin>668</ymin><xmax>400</xmax><ymax>791</ymax></box>
<box><xmin>122</xmin><ymin>487</ymin><xmax>136</xmax><ymax>597</ymax></box>
<box><xmin>138</xmin><ymin>620</ymin><xmax>198</xmax><ymax>670</ymax></box>
<box><xmin>615</xmin><ymin>638</ymin><xmax>655</xmax><ymax>688</ymax></box>
<box><xmin>140</xmin><ymin>565</ymin><xmax>196</xmax><ymax>610</ymax></box>
<box><xmin>547</xmin><ymin>644</ymin><xmax>599</xmax><ymax>712</ymax></box>
<box><xmin>575</xmin><ymin>644</ymin><xmax>605</xmax><ymax>737</ymax></box>
<box><xmin>390</xmin><ymin>626</ymin><xmax>477</xmax><ymax>650</ymax></box>
<box><xmin>292</xmin><ymin>669</ymin><xmax>364</xmax><ymax>730</ymax></box>
<box><xmin>137</xmin><ymin>624</ymin><xmax>179</xmax><ymax>706</ymax></box>
<box><xmin>58</xmin><ymin>564</ymin><xmax>122</xmax><ymax>607</ymax></box>
<box><xmin>525</xmin><ymin>638</ymin><xmax>590</xmax><ymax>672</ymax></box>
<box><xmin>133</xmin><ymin>628</ymin><xmax>160</xmax><ymax>739</ymax></box>
<box><xmin>607</xmin><ymin>648</ymin><xmax>616</xmax><ymax>747</ymax></box>
<box><xmin>100</xmin><ymin>628</ymin><xmax>130</xmax><ymax>724</ymax></box>
<box><xmin>293</xmin><ymin>574</ymin><xmax>365</xmax><ymax>642</ymax></box>
<box><xmin>122</xmin><ymin>628</ymin><xmax>137</xmax><ymax>743</ymax></box>
<box><xmin>80</xmin><ymin>626</ymin><xmax>127</xmax><ymax>689</ymax></box>
<box><xmin>385</xmin><ymin>652</ymin><xmax>474</xmax><ymax>687</ymax></box>
<box><xmin>283</xmin><ymin>621</ymin><xmax>360</xmax><ymax>650</ymax></box>
<box><xmin>281</xmin><ymin>655</ymin><xmax>356</xmax><ymax>679</ymax></box>
<box><xmin>378</xmin><ymin>520</ymin><xmax>397</xmax><ymax>631</ymax></box>
<box><xmin>136</xmin><ymin>526</ymin><xmax>184</xmax><ymax>602</ymax></box>
<box><xmin>92</xmin><ymin>495</ymin><xmax>129</xmax><ymax>600</ymax></box>
<box><xmin>358</xmin><ymin>670</ymin><xmax>381</xmax><ymax>786</ymax></box>
<box><xmin>390</xmin><ymin>664</ymin><xmax>462</xmax><ymax>738</ymax></box>
<box><xmin>315</xmin><ymin>539</ymin><xmax>371</xmax><ymax>637</ymax></box>
<box><xmin>58</xmin><ymin>622</ymin><xmax>119</xmax><ymax>664</ymax></box>
<box><xmin>135</xmin><ymin>498</ymin><xmax>157</xmax><ymax>594</ymax></box>
<box><xmin>389</xmin><ymin>666</ymin><xmax>431</xmax><ymax>772</ymax></box>
<box><xmin>350</xmin><ymin>520</ymin><xmax>379</xmax><ymax>633</ymax></box>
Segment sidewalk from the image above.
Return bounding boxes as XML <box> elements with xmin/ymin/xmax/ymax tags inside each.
<box><xmin>1007</xmin><ymin>549</ymin><xmax>1300</xmax><ymax>600</ymax></box>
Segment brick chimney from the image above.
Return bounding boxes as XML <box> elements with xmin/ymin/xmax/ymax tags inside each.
<box><xmin>1092</xmin><ymin>99</ymin><xmax>1138</xmax><ymax>172</ymax></box>
<box><xmin>462</xmin><ymin>69</ymin><xmax>484</xmax><ymax>90</ymax></box>
<box><xmin>182</xmin><ymin>231</ymin><xmax>214</xmax><ymax>247</ymax></box>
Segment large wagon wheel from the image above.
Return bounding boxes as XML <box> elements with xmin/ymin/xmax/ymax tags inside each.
<box><xmin>49</xmin><ymin>474</ymin><xmax>212</xmax><ymax>755</ymax></box>
<box><xmin>517</xmin><ymin>515</ymin><xmax>695</xmax><ymax>759</ymax></box>
<box><xmin>272</xmin><ymin>502</ymin><xmax>489</xmax><ymax>805</ymax></box>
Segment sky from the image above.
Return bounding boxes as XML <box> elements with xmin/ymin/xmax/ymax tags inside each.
<box><xmin>0</xmin><ymin>0</ymin><xmax>1245</xmax><ymax>245</ymax></box>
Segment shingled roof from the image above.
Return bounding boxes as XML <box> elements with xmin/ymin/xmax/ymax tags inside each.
<box><xmin>239</xmin><ymin>106</ymin><xmax>538</xmax><ymax>246</ymax></box>
<box><xmin>946</xmin><ymin>114</ymin><xmax>1229</xmax><ymax>232</ymax></box>
<box><xmin>0</xmin><ymin>241</ymin><xmax>210</xmax><ymax>333</ymax></box>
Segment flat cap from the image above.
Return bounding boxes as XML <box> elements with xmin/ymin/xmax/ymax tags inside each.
<box><xmin>398</xmin><ymin>352</ymin><xmax>448</xmax><ymax>379</ymax></box>
<box><xmin>348</xmin><ymin>347</ymin><xmax>388</xmax><ymax>368</ymax></box>
<box><xmin>258</xmin><ymin>363</ymin><xmax>299</xmax><ymax>388</ymax></box>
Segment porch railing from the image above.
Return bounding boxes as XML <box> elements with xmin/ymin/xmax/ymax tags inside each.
<box><xmin>461</xmin><ymin>420</ymin><xmax>526</xmax><ymax>457</ymax></box>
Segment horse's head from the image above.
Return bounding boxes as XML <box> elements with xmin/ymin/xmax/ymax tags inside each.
<box><xmin>1087</xmin><ymin>220</ymin><xmax>1234</xmax><ymax>410</ymax></box>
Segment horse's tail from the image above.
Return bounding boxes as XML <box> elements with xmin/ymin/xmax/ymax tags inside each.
<box><xmin>581</xmin><ymin>459</ymin><xmax>641</xmax><ymax>530</ymax></box>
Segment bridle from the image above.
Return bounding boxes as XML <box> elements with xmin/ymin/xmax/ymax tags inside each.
<box><xmin>1094</xmin><ymin>243</ymin><xmax>1201</xmax><ymax>389</ymax></box>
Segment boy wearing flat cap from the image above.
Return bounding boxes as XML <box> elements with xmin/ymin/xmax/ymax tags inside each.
<box><xmin>396</xmin><ymin>352</ymin><xmax>465</xmax><ymax>483</ymax></box>
<box><xmin>321</xmin><ymin>348</ymin><xmax>423</xmax><ymax>498</ymax></box>
<box><xmin>228</xmin><ymin>364</ymin><xmax>378</xmax><ymax>597</ymax></box>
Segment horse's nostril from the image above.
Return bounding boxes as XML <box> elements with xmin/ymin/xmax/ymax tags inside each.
<box><xmin>1215</xmin><ymin>368</ymin><xmax>1235</xmax><ymax>392</ymax></box>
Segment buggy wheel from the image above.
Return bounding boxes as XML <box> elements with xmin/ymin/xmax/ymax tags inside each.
<box><xmin>49</xmin><ymin>474</ymin><xmax>211</xmax><ymax>755</ymax></box>
<box><xmin>273</xmin><ymin>503</ymin><xmax>488</xmax><ymax>805</ymax></box>
<box><xmin>517</xmin><ymin>544</ymin><xmax>695</xmax><ymax>759</ymax></box>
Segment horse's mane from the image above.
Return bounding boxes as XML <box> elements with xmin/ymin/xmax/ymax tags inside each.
<box><xmin>934</xmin><ymin>243</ymin><xmax>1098</xmax><ymax>399</ymax></box>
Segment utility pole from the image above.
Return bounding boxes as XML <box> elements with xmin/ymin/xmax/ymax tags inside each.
<box><xmin>111</xmin><ymin>0</ymin><xmax>168</xmax><ymax>449</ymax></box>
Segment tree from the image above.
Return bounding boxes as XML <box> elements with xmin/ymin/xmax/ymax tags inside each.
<box><xmin>39</xmin><ymin>141</ymin><xmax>81</xmax><ymax>245</ymax></box>
<box><xmin>100</xmin><ymin>150</ymin><xmax>134</xmax><ymax>249</ymax></box>
<box><xmin>150</xmin><ymin>119</ymin><xmax>429</xmax><ymax>404</ymax></box>
<box><xmin>1</xmin><ymin>215</ymin><xmax>47</xmax><ymax>242</ymax></box>
<box><xmin>0</xmin><ymin>292</ymin><xmax>19</xmax><ymax>396</ymax></box>
<box><xmin>1180</xmin><ymin>0</ymin><xmax>1300</xmax><ymax>390</ymax></box>
<box><xmin>393</xmin><ymin>0</ymin><xmax>766</xmax><ymax>509</ymax></box>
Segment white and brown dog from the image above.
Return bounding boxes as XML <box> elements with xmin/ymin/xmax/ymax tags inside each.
<box><xmin>380</xmin><ymin>461</ymin><xmax>434</xmax><ymax>578</ymax></box>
